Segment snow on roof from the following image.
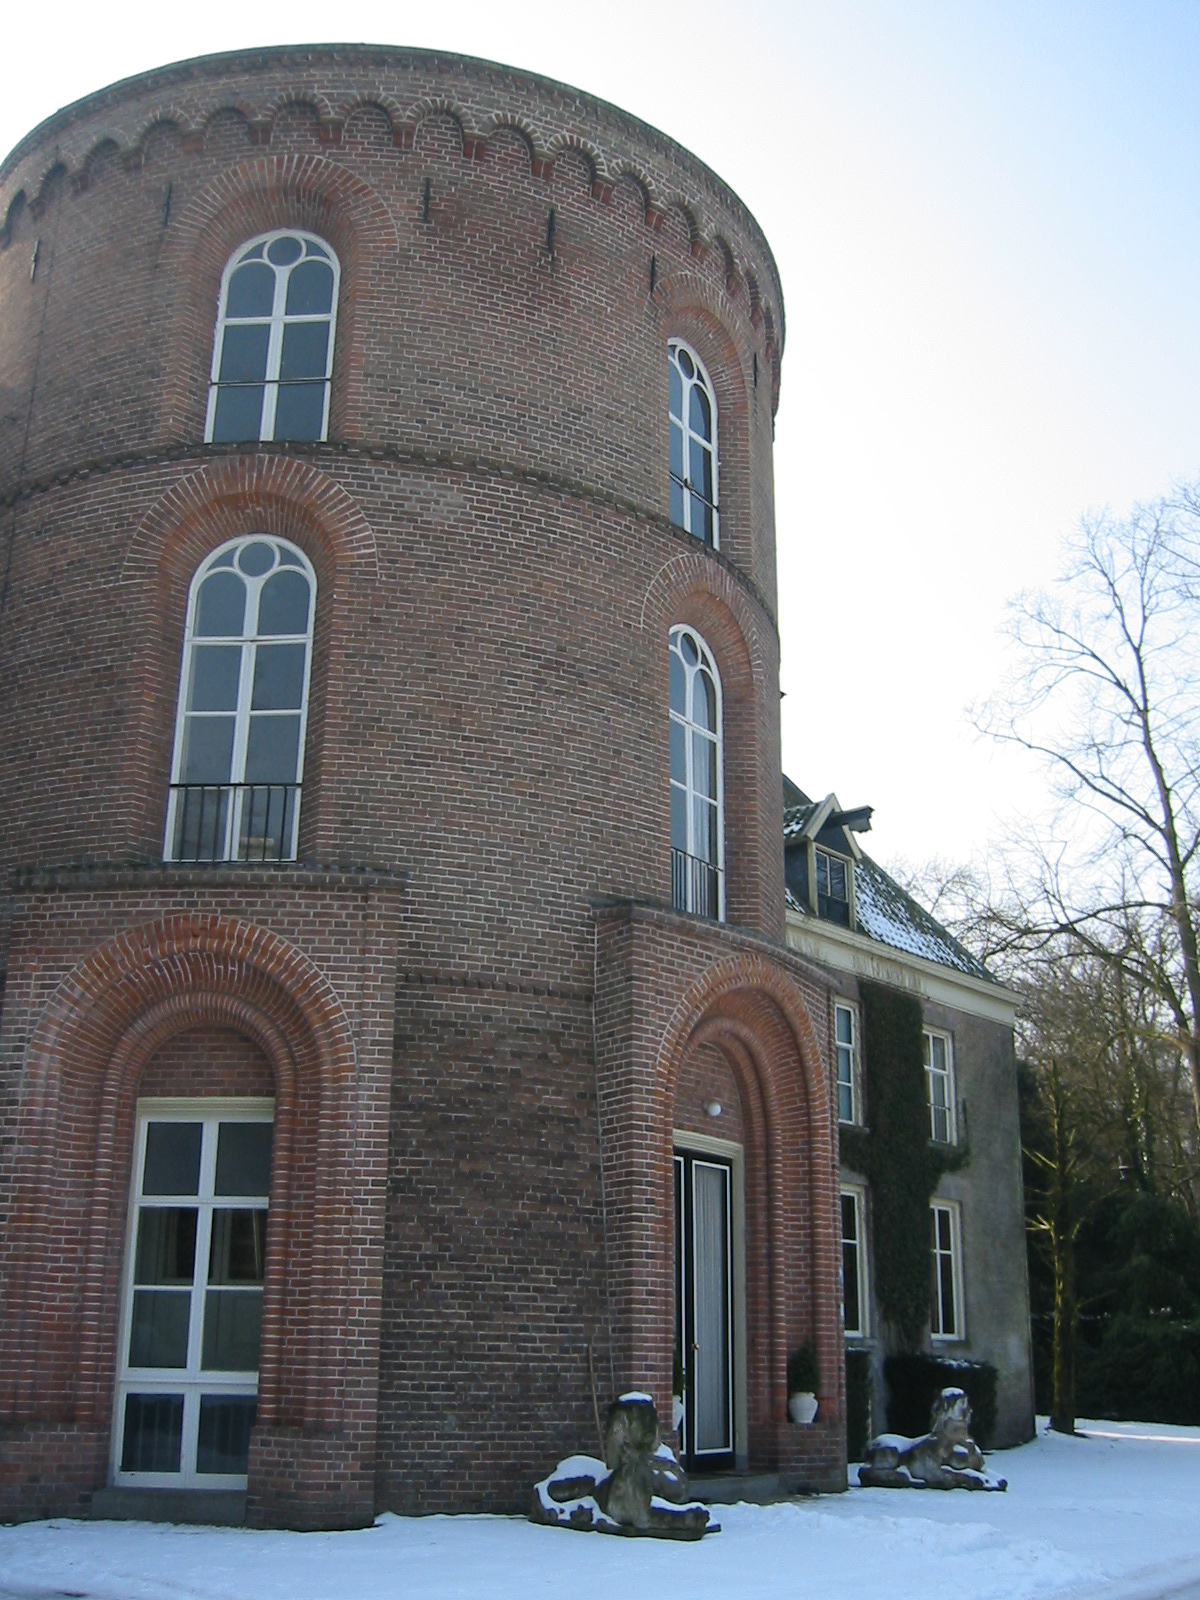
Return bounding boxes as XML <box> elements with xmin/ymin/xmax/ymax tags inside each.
<box><xmin>852</xmin><ymin>856</ymin><xmax>994</xmax><ymax>982</ymax></box>
<box><xmin>783</xmin><ymin>776</ymin><xmax>995</xmax><ymax>984</ymax></box>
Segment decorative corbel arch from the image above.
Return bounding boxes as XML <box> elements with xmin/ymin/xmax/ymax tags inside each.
<box><xmin>3</xmin><ymin>913</ymin><xmax>359</xmax><ymax>1437</ymax></box>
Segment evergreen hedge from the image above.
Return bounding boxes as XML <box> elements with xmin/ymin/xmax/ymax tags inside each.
<box><xmin>845</xmin><ymin>1347</ymin><xmax>873</xmax><ymax>1461</ymax></box>
<box><xmin>884</xmin><ymin>1353</ymin><xmax>998</xmax><ymax>1448</ymax></box>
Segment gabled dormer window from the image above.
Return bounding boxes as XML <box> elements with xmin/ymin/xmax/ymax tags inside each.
<box><xmin>815</xmin><ymin>847</ymin><xmax>851</xmax><ymax>926</ymax></box>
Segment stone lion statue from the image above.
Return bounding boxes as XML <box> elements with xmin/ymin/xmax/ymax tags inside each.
<box><xmin>531</xmin><ymin>1393</ymin><xmax>717</xmax><ymax>1538</ymax></box>
<box><xmin>858</xmin><ymin>1387</ymin><xmax>1006</xmax><ymax>1491</ymax></box>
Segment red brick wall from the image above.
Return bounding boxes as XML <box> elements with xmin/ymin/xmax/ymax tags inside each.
<box><xmin>0</xmin><ymin>47</ymin><xmax>840</xmax><ymax>1524</ymax></box>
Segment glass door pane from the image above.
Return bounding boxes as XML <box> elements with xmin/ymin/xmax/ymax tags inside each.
<box><xmin>691</xmin><ymin>1160</ymin><xmax>732</xmax><ymax>1455</ymax></box>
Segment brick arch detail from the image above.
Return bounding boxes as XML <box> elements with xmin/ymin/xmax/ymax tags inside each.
<box><xmin>4</xmin><ymin>914</ymin><xmax>358</xmax><ymax>1436</ymax></box>
<box><xmin>116</xmin><ymin>454</ymin><xmax>378</xmax><ymax>859</ymax></box>
<box><xmin>642</xmin><ymin>561</ymin><xmax>778</xmax><ymax>929</ymax></box>
<box><xmin>639</xmin><ymin>551</ymin><xmax>770</xmax><ymax>689</ymax></box>
<box><xmin>155</xmin><ymin>153</ymin><xmax>398</xmax><ymax>447</ymax></box>
<box><xmin>655</xmin><ymin>954</ymin><xmax>840</xmax><ymax>1427</ymax></box>
<box><xmin>121</xmin><ymin>454</ymin><xmax>380</xmax><ymax>584</ymax></box>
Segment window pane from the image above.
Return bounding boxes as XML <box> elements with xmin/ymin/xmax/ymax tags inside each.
<box><xmin>279</xmin><ymin>320</ymin><xmax>330</xmax><ymax>381</ymax></box>
<box><xmin>197</xmin><ymin>1396</ymin><xmax>256</xmax><ymax>1475</ymax></box>
<box><xmin>267</xmin><ymin>235</ymin><xmax>303</xmax><ymax>267</ymax></box>
<box><xmin>129</xmin><ymin>1289</ymin><xmax>191</xmax><ymax>1368</ymax></box>
<box><xmin>694</xmin><ymin>796</ymin><xmax>718</xmax><ymax>862</ymax></box>
<box><xmin>134</xmin><ymin>1209</ymin><xmax>197</xmax><ymax>1286</ymax></box>
<box><xmin>208</xmin><ymin>1210</ymin><xmax>267</xmax><ymax>1284</ymax></box>
<box><xmin>180</xmin><ymin>716</ymin><xmax>236</xmax><ymax>785</ymax></box>
<box><xmin>272</xmin><ymin>382</ymin><xmax>326</xmax><ymax>442</ymax></box>
<box><xmin>836</xmin><ymin>1007</ymin><xmax>854</xmax><ymax>1046</ymax></box>
<box><xmin>212</xmin><ymin>384</ymin><xmax>265</xmax><ymax>444</ymax></box>
<box><xmin>143</xmin><ymin>1123</ymin><xmax>202</xmax><ymax>1196</ymax></box>
<box><xmin>690</xmin><ymin>492</ymin><xmax>712</xmax><ymax>543</ymax></box>
<box><xmin>669</xmin><ymin>418</ymin><xmax>684</xmax><ymax>481</ymax></box>
<box><xmin>201</xmin><ymin>1289</ymin><xmax>262</xmax><ymax>1371</ymax></box>
<box><xmin>258</xmin><ymin>570</ymin><xmax>311</xmax><ymax>636</ymax></box>
<box><xmin>839</xmin><ymin>1078</ymin><xmax>854</xmax><ymax>1123</ymax></box>
<box><xmin>195</xmin><ymin>572</ymin><xmax>246</xmax><ymax>638</ymax></box>
<box><xmin>218</xmin><ymin>323</ymin><xmax>271</xmax><ymax>385</ymax></box>
<box><xmin>215</xmin><ymin>1122</ymin><xmax>273</xmax><ymax>1198</ymax></box>
<box><xmin>692</xmin><ymin>730</ymin><xmax>716</xmax><ymax>798</ymax></box>
<box><xmin>939</xmin><ymin>1254</ymin><xmax>956</xmax><ymax>1334</ymax></box>
<box><xmin>226</xmin><ymin>261</ymin><xmax>275</xmax><ymax>319</ymax></box>
<box><xmin>285</xmin><ymin>259</ymin><xmax>334</xmax><ymax>316</ymax></box>
<box><xmin>237</xmin><ymin>785</ymin><xmax>294</xmax><ymax>860</ymax></box>
<box><xmin>669</xmin><ymin>650</ymin><xmax>687</xmax><ymax>715</ymax></box>
<box><xmin>689</xmin><ymin>383</ymin><xmax>712</xmax><ymax>439</ymax></box>
<box><xmin>669</xmin><ymin>361</ymin><xmax>683</xmax><ymax>423</ymax></box>
<box><xmin>670</xmin><ymin>784</ymin><xmax>688</xmax><ymax>852</ymax></box>
<box><xmin>188</xmin><ymin>646</ymin><xmax>242</xmax><ymax>713</ymax></box>
<box><xmin>172</xmin><ymin>784</ymin><xmax>230</xmax><ymax>862</ymax></box>
<box><xmin>670</xmin><ymin>717</ymin><xmax>686</xmax><ymax>784</ymax></box>
<box><xmin>669</xmin><ymin>477</ymin><xmax>684</xmax><ymax>528</ymax></box>
<box><xmin>828</xmin><ymin>857</ymin><xmax>847</xmax><ymax>900</ymax></box>
<box><xmin>251</xmin><ymin>643</ymin><xmax>306</xmax><ymax>710</ymax></box>
<box><xmin>690</xmin><ymin>437</ymin><xmax>713</xmax><ymax>500</ymax></box>
<box><xmin>244</xmin><ymin>714</ymin><xmax>301</xmax><ymax>784</ymax></box>
<box><xmin>121</xmin><ymin>1394</ymin><xmax>184</xmax><ymax>1473</ymax></box>
<box><xmin>816</xmin><ymin>852</ymin><xmax>830</xmax><ymax>896</ymax></box>
<box><xmin>931</xmin><ymin>1035</ymin><xmax>946</xmax><ymax>1072</ymax></box>
<box><xmin>694</xmin><ymin>673</ymin><xmax>715</xmax><ymax>732</ymax></box>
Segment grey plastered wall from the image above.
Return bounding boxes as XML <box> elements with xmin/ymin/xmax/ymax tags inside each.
<box><xmin>924</xmin><ymin>1000</ymin><xmax>1034</xmax><ymax>1448</ymax></box>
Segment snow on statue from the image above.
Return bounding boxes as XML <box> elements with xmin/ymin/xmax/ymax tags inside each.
<box><xmin>530</xmin><ymin>1393</ymin><xmax>718</xmax><ymax>1538</ymax></box>
<box><xmin>858</xmin><ymin>1388</ymin><xmax>1007</xmax><ymax>1491</ymax></box>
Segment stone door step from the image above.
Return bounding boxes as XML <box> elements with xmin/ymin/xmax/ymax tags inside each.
<box><xmin>692</xmin><ymin>1471</ymin><xmax>810</xmax><ymax>1504</ymax></box>
<box><xmin>90</xmin><ymin>1488</ymin><xmax>246</xmax><ymax>1525</ymax></box>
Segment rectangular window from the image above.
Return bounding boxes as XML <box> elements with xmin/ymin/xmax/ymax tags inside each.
<box><xmin>930</xmin><ymin>1201</ymin><xmax>962</xmax><ymax>1340</ymax></box>
<box><xmin>834</xmin><ymin>1001</ymin><xmax>858</xmax><ymax>1124</ymax></box>
<box><xmin>815</xmin><ymin>848</ymin><xmax>851</xmax><ymax>926</ymax></box>
<box><xmin>841</xmin><ymin>1187</ymin><xmax>868</xmax><ymax>1338</ymax></box>
<box><xmin>114</xmin><ymin>1101</ymin><xmax>273</xmax><ymax>1488</ymax></box>
<box><xmin>923</xmin><ymin>1028</ymin><xmax>956</xmax><ymax>1143</ymax></box>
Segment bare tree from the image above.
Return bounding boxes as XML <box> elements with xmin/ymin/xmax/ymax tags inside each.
<box><xmin>977</xmin><ymin>486</ymin><xmax>1200</xmax><ymax>1132</ymax></box>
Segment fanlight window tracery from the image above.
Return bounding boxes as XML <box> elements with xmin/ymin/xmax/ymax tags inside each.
<box><xmin>166</xmin><ymin>535</ymin><xmax>315</xmax><ymax>863</ymax></box>
<box><xmin>668</xmin><ymin>341</ymin><xmax>719</xmax><ymax>548</ymax></box>
<box><xmin>206</xmin><ymin>231</ymin><xmax>339</xmax><ymax>445</ymax></box>
<box><xmin>669</xmin><ymin>624</ymin><xmax>724</xmax><ymax>919</ymax></box>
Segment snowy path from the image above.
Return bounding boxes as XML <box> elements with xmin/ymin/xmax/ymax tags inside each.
<box><xmin>3</xmin><ymin>1420</ymin><xmax>1200</xmax><ymax>1600</ymax></box>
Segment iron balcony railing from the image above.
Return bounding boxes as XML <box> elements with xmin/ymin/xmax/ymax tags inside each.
<box><xmin>671</xmin><ymin>846</ymin><xmax>722</xmax><ymax>921</ymax></box>
<box><xmin>166</xmin><ymin>783</ymin><xmax>301</xmax><ymax>864</ymax></box>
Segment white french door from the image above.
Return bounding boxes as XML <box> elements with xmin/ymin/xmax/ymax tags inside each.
<box><xmin>113</xmin><ymin>1102</ymin><xmax>273</xmax><ymax>1489</ymax></box>
<box><xmin>674</xmin><ymin>1150</ymin><xmax>734</xmax><ymax>1469</ymax></box>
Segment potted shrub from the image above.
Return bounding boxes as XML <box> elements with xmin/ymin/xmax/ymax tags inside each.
<box><xmin>672</xmin><ymin>1346</ymin><xmax>686</xmax><ymax>1432</ymax></box>
<box><xmin>787</xmin><ymin>1339</ymin><xmax>820</xmax><ymax>1424</ymax></box>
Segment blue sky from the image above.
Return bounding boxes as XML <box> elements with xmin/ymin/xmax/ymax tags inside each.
<box><xmin>4</xmin><ymin>1</ymin><xmax>1197</xmax><ymax>868</ymax></box>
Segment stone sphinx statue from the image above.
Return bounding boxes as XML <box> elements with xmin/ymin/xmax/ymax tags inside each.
<box><xmin>531</xmin><ymin>1393</ymin><xmax>718</xmax><ymax>1538</ymax></box>
<box><xmin>858</xmin><ymin>1387</ymin><xmax>1006</xmax><ymax>1491</ymax></box>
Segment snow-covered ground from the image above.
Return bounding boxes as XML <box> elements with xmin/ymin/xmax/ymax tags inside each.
<box><xmin>3</xmin><ymin>1420</ymin><xmax>1200</xmax><ymax>1600</ymax></box>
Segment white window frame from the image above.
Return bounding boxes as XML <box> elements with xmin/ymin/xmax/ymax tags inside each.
<box><xmin>165</xmin><ymin>535</ymin><xmax>316</xmax><ymax>864</ymax></box>
<box><xmin>669</xmin><ymin>624</ymin><xmax>725</xmax><ymax>920</ymax></box>
<box><xmin>834</xmin><ymin>1000</ymin><xmax>859</xmax><ymax>1125</ymax></box>
<box><xmin>840</xmin><ymin>1184</ymin><xmax>869</xmax><ymax>1339</ymax></box>
<box><xmin>923</xmin><ymin>1027</ymin><xmax>956</xmax><ymax>1143</ymax></box>
<box><xmin>205</xmin><ymin>229</ymin><xmax>340</xmax><ymax>444</ymax></box>
<box><xmin>668</xmin><ymin>339</ymin><xmax>720</xmax><ymax>549</ymax></box>
<box><xmin>814</xmin><ymin>845</ymin><xmax>853</xmax><ymax>923</ymax></box>
<box><xmin>113</xmin><ymin>1099</ymin><xmax>275</xmax><ymax>1490</ymax></box>
<box><xmin>930</xmin><ymin>1199</ymin><xmax>964</xmax><ymax>1342</ymax></box>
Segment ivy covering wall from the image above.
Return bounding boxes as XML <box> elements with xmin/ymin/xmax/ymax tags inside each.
<box><xmin>841</xmin><ymin>980</ymin><xmax>965</xmax><ymax>1350</ymax></box>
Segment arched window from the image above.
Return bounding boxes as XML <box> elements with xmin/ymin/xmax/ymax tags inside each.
<box><xmin>206</xmin><ymin>231</ymin><xmax>339</xmax><ymax>445</ymax></box>
<box><xmin>166</xmin><ymin>536</ymin><xmax>316</xmax><ymax>863</ymax></box>
<box><xmin>669</xmin><ymin>341</ymin><xmax>719</xmax><ymax>548</ymax></box>
<box><xmin>669</xmin><ymin>624</ymin><xmax>724</xmax><ymax>919</ymax></box>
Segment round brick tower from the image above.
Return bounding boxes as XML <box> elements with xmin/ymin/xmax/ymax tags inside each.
<box><xmin>0</xmin><ymin>46</ymin><xmax>844</xmax><ymax>1528</ymax></box>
